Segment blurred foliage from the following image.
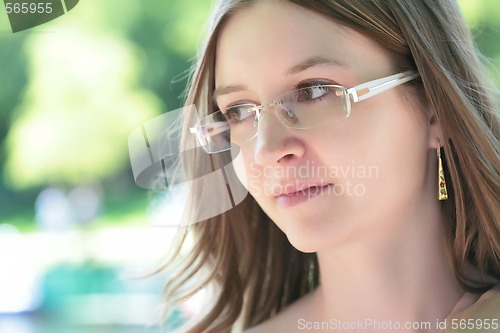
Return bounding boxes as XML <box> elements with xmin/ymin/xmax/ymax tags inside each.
<box><xmin>458</xmin><ymin>0</ymin><xmax>500</xmax><ymax>86</ymax></box>
<box><xmin>0</xmin><ymin>0</ymin><xmax>212</xmax><ymax>224</ymax></box>
<box><xmin>1</xmin><ymin>0</ymin><xmax>212</xmax><ymax>190</ymax></box>
<box><xmin>0</xmin><ymin>0</ymin><xmax>498</xmax><ymax>226</ymax></box>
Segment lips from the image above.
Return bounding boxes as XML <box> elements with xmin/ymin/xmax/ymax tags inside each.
<box><xmin>276</xmin><ymin>183</ymin><xmax>333</xmax><ymax>197</ymax></box>
<box><xmin>274</xmin><ymin>183</ymin><xmax>334</xmax><ymax>207</ymax></box>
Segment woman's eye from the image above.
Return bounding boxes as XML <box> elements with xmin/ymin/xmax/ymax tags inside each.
<box><xmin>297</xmin><ymin>85</ymin><xmax>331</xmax><ymax>102</ymax></box>
<box><xmin>223</xmin><ymin>105</ymin><xmax>254</xmax><ymax>124</ymax></box>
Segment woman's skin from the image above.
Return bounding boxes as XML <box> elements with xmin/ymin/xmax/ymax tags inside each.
<box><xmin>214</xmin><ymin>1</ymin><xmax>480</xmax><ymax>331</ymax></box>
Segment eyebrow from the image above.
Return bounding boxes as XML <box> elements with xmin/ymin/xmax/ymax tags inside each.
<box><xmin>285</xmin><ymin>56</ymin><xmax>348</xmax><ymax>76</ymax></box>
<box><xmin>213</xmin><ymin>56</ymin><xmax>348</xmax><ymax>99</ymax></box>
<box><xmin>213</xmin><ymin>84</ymin><xmax>247</xmax><ymax>100</ymax></box>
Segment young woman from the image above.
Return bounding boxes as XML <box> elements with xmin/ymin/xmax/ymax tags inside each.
<box><xmin>161</xmin><ymin>1</ymin><xmax>500</xmax><ymax>332</ymax></box>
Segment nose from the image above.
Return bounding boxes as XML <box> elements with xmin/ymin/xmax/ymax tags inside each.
<box><xmin>253</xmin><ymin>104</ymin><xmax>306</xmax><ymax>166</ymax></box>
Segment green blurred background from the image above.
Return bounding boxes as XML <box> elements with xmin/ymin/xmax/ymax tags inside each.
<box><xmin>0</xmin><ymin>1</ymin><xmax>498</xmax><ymax>332</ymax></box>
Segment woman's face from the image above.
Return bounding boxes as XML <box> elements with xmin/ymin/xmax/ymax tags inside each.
<box><xmin>215</xmin><ymin>0</ymin><xmax>435</xmax><ymax>252</ymax></box>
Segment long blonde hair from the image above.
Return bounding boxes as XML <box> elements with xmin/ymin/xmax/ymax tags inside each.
<box><xmin>160</xmin><ymin>1</ymin><xmax>500</xmax><ymax>332</ymax></box>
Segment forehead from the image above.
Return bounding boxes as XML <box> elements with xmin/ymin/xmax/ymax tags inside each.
<box><xmin>215</xmin><ymin>0</ymin><xmax>392</xmax><ymax>91</ymax></box>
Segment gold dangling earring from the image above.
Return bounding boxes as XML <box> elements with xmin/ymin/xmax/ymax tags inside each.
<box><xmin>437</xmin><ymin>141</ymin><xmax>448</xmax><ymax>201</ymax></box>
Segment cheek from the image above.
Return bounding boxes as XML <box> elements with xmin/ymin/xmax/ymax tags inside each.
<box><xmin>351</xmin><ymin>99</ymin><xmax>429</xmax><ymax>200</ymax></box>
<box><xmin>231</xmin><ymin>146</ymin><xmax>261</xmax><ymax>193</ymax></box>
<box><xmin>232</xmin><ymin>146</ymin><xmax>278</xmax><ymax>204</ymax></box>
<box><xmin>231</xmin><ymin>147</ymin><xmax>249</xmax><ymax>189</ymax></box>
<box><xmin>311</xmin><ymin>93</ymin><xmax>429</xmax><ymax>198</ymax></box>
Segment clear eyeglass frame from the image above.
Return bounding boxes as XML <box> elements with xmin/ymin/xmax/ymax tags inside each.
<box><xmin>190</xmin><ymin>71</ymin><xmax>419</xmax><ymax>154</ymax></box>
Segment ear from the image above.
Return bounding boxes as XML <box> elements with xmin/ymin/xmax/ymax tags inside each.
<box><xmin>428</xmin><ymin>112</ymin><xmax>444</xmax><ymax>149</ymax></box>
<box><xmin>419</xmin><ymin>87</ymin><xmax>444</xmax><ymax>149</ymax></box>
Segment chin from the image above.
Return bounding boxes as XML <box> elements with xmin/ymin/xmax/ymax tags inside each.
<box><xmin>277</xmin><ymin>213</ymin><xmax>359</xmax><ymax>253</ymax></box>
<box><xmin>283</xmin><ymin>229</ymin><xmax>329</xmax><ymax>253</ymax></box>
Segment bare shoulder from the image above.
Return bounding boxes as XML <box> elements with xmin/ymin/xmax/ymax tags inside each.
<box><xmin>444</xmin><ymin>284</ymin><xmax>500</xmax><ymax>333</ymax></box>
<box><xmin>462</xmin><ymin>284</ymin><xmax>500</xmax><ymax>317</ymax></box>
<box><xmin>244</xmin><ymin>289</ymin><xmax>319</xmax><ymax>333</ymax></box>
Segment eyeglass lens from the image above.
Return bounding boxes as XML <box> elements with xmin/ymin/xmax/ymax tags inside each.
<box><xmin>199</xmin><ymin>85</ymin><xmax>348</xmax><ymax>152</ymax></box>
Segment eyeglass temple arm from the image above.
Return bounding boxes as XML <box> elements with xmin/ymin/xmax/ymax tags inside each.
<box><xmin>346</xmin><ymin>71</ymin><xmax>419</xmax><ymax>103</ymax></box>
<box><xmin>190</xmin><ymin>121</ymin><xmax>230</xmax><ymax>136</ymax></box>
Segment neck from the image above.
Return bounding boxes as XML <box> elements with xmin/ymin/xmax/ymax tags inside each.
<box><xmin>315</xmin><ymin>197</ymin><xmax>463</xmax><ymax>331</ymax></box>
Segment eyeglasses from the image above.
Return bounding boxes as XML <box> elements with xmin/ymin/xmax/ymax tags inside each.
<box><xmin>190</xmin><ymin>71</ymin><xmax>419</xmax><ymax>154</ymax></box>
